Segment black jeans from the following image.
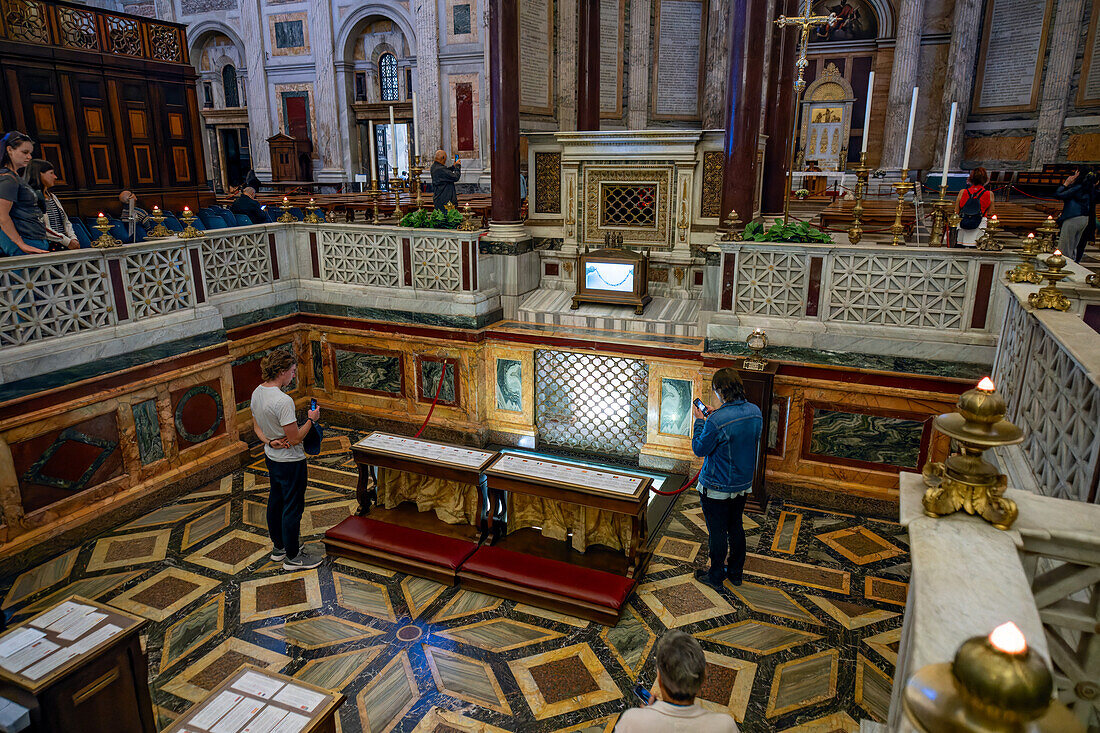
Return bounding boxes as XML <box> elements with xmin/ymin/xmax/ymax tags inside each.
<box><xmin>700</xmin><ymin>492</ymin><xmax>748</xmax><ymax>581</ymax></box>
<box><xmin>265</xmin><ymin>457</ymin><xmax>308</xmax><ymax>559</ymax></box>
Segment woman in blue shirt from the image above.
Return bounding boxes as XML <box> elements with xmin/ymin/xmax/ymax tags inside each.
<box><xmin>691</xmin><ymin>368</ymin><xmax>763</xmax><ymax>589</ymax></box>
<box><xmin>0</xmin><ymin>131</ymin><xmax>49</xmax><ymax>256</ymax></box>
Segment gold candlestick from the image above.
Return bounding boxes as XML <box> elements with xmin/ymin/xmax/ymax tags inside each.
<box><xmin>91</xmin><ymin>212</ymin><xmax>121</xmax><ymax>248</ymax></box>
<box><xmin>1028</xmin><ymin>250</ymin><xmax>1073</xmax><ymax>311</ymax></box>
<box><xmin>927</xmin><ymin>182</ymin><xmax>952</xmax><ymax>248</ymax></box>
<box><xmin>889</xmin><ymin>170</ymin><xmax>914</xmax><ymax>246</ymax></box>
<box><xmin>145</xmin><ymin>206</ymin><xmax>171</xmax><ymax>239</ymax></box>
<box><xmin>718</xmin><ymin>209</ymin><xmax>744</xmax><ymax>242</ymax></box>
<box><xmin>1007</xmin><ymin>233</ymin><xmax>1043</xmax><ymax>284</ymax></box>
<box><xmin>370</xmin><ymin>180</ymin><xmax>381</xmax><ymax>225</ymax></box>
<box><xmin>847</xmin><ymin>152</ymin><xmax>870</xmax><ymax>244</ymax></box>
<box><xmin>976</xmin><ymin>214</ymin><xmax>1003</xmax><ymax>251</ymax></box>
<box><xmin>304</xmin><ymin>198</ymin><xmax>322</xmax><ymax>224</ymax></box>
<box><xmin>458</xmin><ymin>201</ymin><xmax>479</xmax><ymax>231</ymax></box>
<box><xmin>277</xmin><ymin>196</ymin><xmax>295</xmax><ymax>224</ymax></box>
<box><xmin>178</xmin><ymin>207</ymin><xmax>204</xmax><ymax>239</ymax></box>
<box><xmin>1036</xmin><ymin>214</ymin><xmax>1058</xmax><ymax>253</ymax></box>
<box><xmin>411</xmin><ymin>156</ymin><xmax>424</xmax><ymax>210</ymax></box>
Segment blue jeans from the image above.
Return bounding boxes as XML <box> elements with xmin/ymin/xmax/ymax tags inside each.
<box><xmin>265</xmin><ymin>458</ymin><xmax>308</xmax><ymax>559</ymax></box>
<box><xmin>0</xmin><ymin>230</ymin><xmax>47</xmax><ymax>256</ymax></box>
<box><xmin>700</xmin><ymin>492</ymin><xmax>748</xmax><ymax>581</ymax></box>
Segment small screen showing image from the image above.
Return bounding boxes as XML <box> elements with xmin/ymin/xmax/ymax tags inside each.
<box><xmin>585</xmin><ymin>262</ymin><xmax>635</xmax><ymax>293</ymax></box>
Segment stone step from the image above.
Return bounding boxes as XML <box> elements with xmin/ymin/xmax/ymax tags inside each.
<box><xmin>515</xmin><ymin>289</ymin><xmax>701</xmax><ymax>338</ymax></box>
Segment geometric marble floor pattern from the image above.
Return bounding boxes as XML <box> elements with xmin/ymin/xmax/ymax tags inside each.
<box><xmin>0</xmin><ymin>426</ymin><xmax>908</xmax><ymax>732</ymax></box>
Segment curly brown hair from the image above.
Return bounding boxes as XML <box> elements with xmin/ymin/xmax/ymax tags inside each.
<box><xmin>260</xmin><ymin>349</ymin><xmax>296</xmax><ymax>382</ymax></box>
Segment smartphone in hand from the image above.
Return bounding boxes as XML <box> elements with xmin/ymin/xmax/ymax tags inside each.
<box><xmin>309</xmin><ymin>398</ymin><xmax>318</xmax><ymax>411</ymax></box>
<box><xmin>693</xmin><ymin>398</ymin><xmax>710</xmax><ymax>417</ymax></box>
<box><xmin>632</xmin><ymin>683</ymin><xmax>652</xmax><ymax>705</ymax></box>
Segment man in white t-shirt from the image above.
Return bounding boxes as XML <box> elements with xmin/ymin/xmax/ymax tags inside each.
<box><xmin>615</xmin><ymin>631</ymin><xmax>739</xmax><ymax>733</ymax></box>
<box><xmin>251</xmin><ymin>350</ymin><xmax>322</xmax><ymax>570</ymax></box>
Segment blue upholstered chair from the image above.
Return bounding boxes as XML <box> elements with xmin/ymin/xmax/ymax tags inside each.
<box><xmin>197</xmin><ymin>210</ymin><xmax>227</xmax><ymax>230</ymax></box>
<box><xmin>71</xmin><ymin>219</ymin><xmax>93</xmax><ymax>249</ymax></box>
<box><xmin>233</xmin><ymin>214</ymin><xmax>255</xmax><ymax>227</ymax></box>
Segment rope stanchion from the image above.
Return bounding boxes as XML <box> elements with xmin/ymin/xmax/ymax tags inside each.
<box><xmin>414</xmin><ymin>368</ymin><xmax>447</xmax><ymax>438</ymax></box>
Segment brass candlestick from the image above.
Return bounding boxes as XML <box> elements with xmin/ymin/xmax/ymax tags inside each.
<box><xmin>847</xmin><ymin>152</ymin><xmax>870</xmax><ymax>244</ymax></box>
<box><xmin>145</xmin><ymin>207</ymin><xmax>171</xmax><ymax>239</ymax></box>
<box><xmin>719</xmin><ymin>209</ymin><xmax>744</xmax><ymax>242</ymax></box>
<box><xmin>411</xmin><ymin>156</ymin><xmax>424</xmax><ymax>210</ymax></box>
<box><xmin>1007</xmin><ymin>233</ymin><xmax>1043</xmax><ymax>284</ymax></box>
<box><xmin>458</xmin><ymin>201</ymin><xmax>479</xmax><ymax>231</ymax></box>
<box><xmin>1028</xmin><ymin>250</ymin><xmax>1073</xmax><ymax>311</ymax></box>
<box><xmin>277</xmin><ymin>197</ymin><xmax>295</xmax><ymax>224</ymax></box>
<box><xmin>91</xmin><ymin>212</ymin><xmax>121</xmax><ymax>248</ymax></box>
<box><xmin>370</xmin><ymin>180</ymin><xmax>381</xmax><ymax>225</ymax></box>
<box><xmin>927</xmin><ymin>183</ymin><xmax>952</xmax><ymax>248</ymax></box>
<box><xmin>976</xmin><ymin>214</ymin><xmax>1003</xmax><ymax>251</ymax></box>
<box><xmin>178</xmin><ymin>208</ymin><xmax>204</xmax><ymax>239</ymax></box>
<box><xmin>1036</xmin><ymin>214</ymin><xmax>1058</xmax><ymax>253</ymax></box>
<box><xmin>304</xmin><ymin>198</ymin><xmax>322</xmax><ymax>224</ymax></box>
<box><xmin>889</xmin><ymin>171</ymin><xmax>914</xmax><ymax>246</ymax></box>
<box><xmin>922</xmin><ymin>377</ymin><xmax>1022</xmax><ymax>529</ymax></box>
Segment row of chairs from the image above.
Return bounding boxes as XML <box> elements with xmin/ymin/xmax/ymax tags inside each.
<box><xmin>71</xmin><ymin>205</ymin><xmax>323</xmax><ymax>247</ymax></box>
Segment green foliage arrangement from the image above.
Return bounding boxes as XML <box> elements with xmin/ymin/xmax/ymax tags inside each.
<box><xmin>399</xmin><ymin>207</ymin><xmax>464</xmax><ymax>229</ymax></box>
<box><xmin>400</xmin><ymin>209</ymin><xmax>432</xmax><ymax>228</ymax></box>
<box><xmin>741</xmin><ymin>220</ymin><xmax>833</xmax><ymax>244</ymax></box>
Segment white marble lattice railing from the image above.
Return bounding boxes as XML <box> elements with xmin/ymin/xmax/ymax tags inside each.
<box><xmin>993</xmin><ymin>288</ymin><xmax>1100</xmax><ymax>504</ymax></box>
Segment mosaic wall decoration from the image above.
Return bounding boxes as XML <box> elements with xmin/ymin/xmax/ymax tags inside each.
<box><xmin>495</xmin><ymin>359</ymin><xmax>523</xmax><ymax>413</ymax></box>
<box><xmin>418</xmin><ymin>357</ymin><xmax>459</xmax><ymax>407</ymax></box>
<box><xmin>232</xmin><ymin>344</ymin><xmax>295</xmax><ymax>410</ymax></box>
<box><xmin>332</xmin><ymin>347</ymin><xmax>403</xmax><ymax>397</ymax></box>
<box><xmin>11</xmin><ymin>412</ymin><xmax>122</xmax><ymax>515</ymax></box>
<box><xmin>535</xmin><ymin>350</ymin><xmax>648</xmax><ymax>459</ymax></box>
<box><xmin>172</xmin><ymin>381</ymin><xmax>225</xmax><ymax>450</ymax></box>
<box><xmin>658</xmin><ymin>378</ymin><xmax>692</xmax><ymax>436</ymax></box>
<box><xmin>132</xmin><ymin>398</ymin><xmax>165</xmax><ymax>465</ymax></box>
<box><xmin>806</xmin><ymin>407</ymin><xmax>927</xmax><ymax>470</ymax></box>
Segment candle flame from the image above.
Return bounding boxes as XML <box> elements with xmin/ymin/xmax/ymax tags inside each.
<box><xmin>990</xmin><ymin>215</ymin><xmax>998</xmax><ymax>221</ymax></box>
<box><xmin>989</xmin><ymin>622</ymin><xmax>1026</xmax><ymax>653</ymax></box>
<box><xmin>183</xmin><ymin>206</ymin><xmax>190</xmax><ymax>212</ymax></box>
<box><xmin>1054</xmin><ymin>249</ymin><xmax>1062</xmax><ymax>256</ymax></box>
<box><xmin>1027</xmin><ymin>233</ymin><xmax>1035</xmax><ymax>239</ymax></box>
<box><xmin>97</xmin><ymin>212</ymin><xmax>104</xmax><ymax>217</ymax></box>
<box><xmin>1048</xmin><ymin>215</ymin><xmax>1054</xmax><ymax>220</ymax></box>
<box><xmin>977</xmin><ymin>377</ymin><xmax>995</xmax><ymax>392</ymax></box>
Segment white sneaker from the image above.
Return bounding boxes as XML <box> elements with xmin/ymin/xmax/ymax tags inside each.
<box><xmin>271</xmin><ymin>548</ymin><xmax>287</xmax><ymax>562</ymax></box>
<box><xmin>283</xmin><ymin>552</ymin><xmax>323</xmax><ymax>570</ymax></box>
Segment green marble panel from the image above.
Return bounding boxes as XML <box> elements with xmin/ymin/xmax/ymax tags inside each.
<box><xmin>810</xmin><ymin>409</ymin><xmax>924</xmax><ymax>468</ymax></box>
<box><xmin>659</xmin><ymin>378</ymin><xmax>692</xmax><ymax>436</ymax></box>
<box><xmin>495</xmin><ymin>359</ymin><xmax>522</xmax><ymax>412</ymax></box>
<box><xmin>132</xmin><ymin>398</ymin><xmax>165</xmax><ymax>464</ymax></box>
<box><xmin>419</xmin><ymin>360</ymin><xmax>456</xmax><ymax>404</ymax></box>
<box><xmin>333</xmin><ymin>349</ymin><xmax>402</xmax><ymax>395</ymax></box>
<box><xmin>311</xmin><ymin>341</ymin><xmax>324</xmax><ymax>385</ymax></box>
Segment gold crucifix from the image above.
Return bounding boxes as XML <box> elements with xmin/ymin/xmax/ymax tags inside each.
<box><xmin>776</xmin><ymin>0</ymin><xmax>835</xmax><ymax>223</ymax></box>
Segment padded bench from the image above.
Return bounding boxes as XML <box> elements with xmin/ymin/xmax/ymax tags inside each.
<box><xmin>457</xmin><ymin>545</ymin><xmax>636</xmax><ymax>625</ymax></box>
<box><xmin>324</xmin><ymin>516</ymin><xmax>478</xmax><ymax>585</ymax></box>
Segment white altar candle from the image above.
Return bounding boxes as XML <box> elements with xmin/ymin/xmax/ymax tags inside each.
<box><xmin>368</xmin><ymin>121</ymin><xmax>377</xmax><ymax>184</ymax></box>
<box><xmin>388</xmin><ymin>105</ymin><xmax>396</xmax><ymax>171</ymax></box>
<box><xmin>411</xmin><ymin>92</ymin><xmax>420</xmax><ymax>158</ymax></box>
<box><xmin>861</xmin><ymin>71</ymin><xmax>874</xmax><ymax>154</ymax></box>
<box><xmin>941</xmin><ymin>101</ymin><xmax>957</xmax><ymax>187</ymax></box>
<box><xmin>901</xmin><ymin>86</ymin><xmax>919</xmax><ymax>171</ymax></box>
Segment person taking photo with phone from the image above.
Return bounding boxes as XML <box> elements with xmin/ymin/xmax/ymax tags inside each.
<box><xmin>431</xmin><ymin>148</ymin><xmax>461</xmax><ymax>211</ymax></box>
<box><xmin>690</xmin><ymin>368</ymin><xmax>762</xmax><ymax>590</ymax></box>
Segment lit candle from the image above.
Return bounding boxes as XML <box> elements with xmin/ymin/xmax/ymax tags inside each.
<box><xmin>388</xmin><ymin>105</ymin><xmax>396</xmax><ymax>171</ymax></box>
<box><xmin>1054</xmin><ymin>249</ymin><xmax>1062</xmax><ymax>256</ymax></box>
<box><xmin>977</xmin><ymin>376</ymin><xmax>995</xmax><ymax>392</ymax></box>
<box><xmin>861</xmin><ymin>70</ymin><xmax>874</xmax><ymax>154</ymax></box>
<box><xmin>283</xmin><ymin>196</ymin><xmax>289</xmax><ymax>206</ymax></box>
<box><xmin>309</xmin><ymin>198</ymin><xmax>315</xmax><ymax>205</ymax></box>
<box><xmin>183</xmin><ymin>206</ymin><xmax>190</xmax><ymax>213</ymax></box>
<box><xmin>411</xmin><ymin>92</ymin><xmax>420</xmax><ymax>158</ymax></box>
<box><xmin>988</xmin><ymin>622</ymin><xmax>1026</xmax><ymax>654</ymax></box>
<box><xmin>941</xmin><ymin>101</ymin><xmax>957</xmax><ymax>188</ymax></box>
<box><xmin>97</xmin><ymin>211</ymin><xmax>105</xmax><ymax>218</ymax></box>
<box><xmin>901</xmin><ymin>86</ymin><xmax>919</xmax><ymax>172</ymax></box>
<box><xmin>153</xmin><ymin>205</ymin><xmax>160</xmax><ymax>212</ymax></box>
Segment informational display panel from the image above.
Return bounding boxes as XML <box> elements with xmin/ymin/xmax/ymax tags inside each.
<box><xmin>355</xmin><ymin>432</ymin><xmax>496</xmax><ymax>470</ymax></box>
<box><xmin>487</xmin><ymin>453</ymin><xmax>646</xmax><ymax>496</ymax></box>
<box><xmin>652</xmin><ymin>0</ymin><xmax>704</xmax><ymax>119</ymax></box>
<box><xmin>519</xmin><ymin>0</ymin><xmax>555</xmax><ymax>115</ymax></box>
<box><xmin>973</xmin><ymin>0</ymin><xmax>1054</xmax><ymax>113</ymax></box>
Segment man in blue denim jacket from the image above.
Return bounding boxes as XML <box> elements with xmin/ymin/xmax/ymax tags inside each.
<box><xmin>691</xmin><ymin>368</ymin><xmax>762</xmax><ymax>590</ymax></box>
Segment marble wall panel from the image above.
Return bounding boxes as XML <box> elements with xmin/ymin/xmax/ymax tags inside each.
<box><xmin>332</xmin><ymin>347</ymin><xmax>404</xmax><ymax>397</ymax></box>
<box><xmin>132</xmin><ymin>399</ymin><xmax>165</xmax><ymax>466</ymax></box>
<box><xmin>417</xmin><ymin>357</ymin><xmax>459</xmax><ymax>407</ymax></box>
<box><xmin>268</xmin><ymin>13</ymin><xmax>309</xmax><ymax>56</ymax></box>
<box><xmin>232</xmin><ymin>343</ymin><xmax>295</xmax><ymax>410</ymax></box>
<box><xmin>658</xmin><ymin>378</ymin><xmax>692</xmax><ymax>437</ymax></box>
<box><xmin>495</xmin><ymin>359</ymin><xmax>523</xmax><ymax>413</ymax></box>
<box><xmin>805</xmin><ymin>407</ymin><xmax>927</xmax><ymax>471</ymax></box>
<box><xmin>171</xmin><ymin>380</ymin><xmax>226</xmax><ymax>451</ymax></box>
<box><xmin>311</xmin><ymin>341</ymin><xmax>324</xmax><ymax>387</ymax></box>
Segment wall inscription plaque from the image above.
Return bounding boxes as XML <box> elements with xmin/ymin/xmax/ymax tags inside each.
<box><xmin>973</xmin><ymin>0</ymin><xmax>1054</xmax><ymax>113</ymax></box>
<box><xmin>519</xmin><ymin>0</ymin><xmax>554</xmax><ymax>115</ymax></box>
<box><xmin>652</xmin><ymin>0</ymin><xmax>703</xmax><ymax>119</ymax></box>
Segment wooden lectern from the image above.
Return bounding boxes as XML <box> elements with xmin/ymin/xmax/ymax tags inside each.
<box><xmin>267</xmin><ymin>134</ymin><xmax>313</xmax><ymax>182</ymax></box>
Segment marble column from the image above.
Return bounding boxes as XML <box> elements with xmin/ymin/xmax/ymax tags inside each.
<box><xmin>880</xmin><ymin>0</ymin><xmax>924</xmax><ymax>169</ymax></box>
<box><xmin>334</xmin><ymin>62</ymin><xmax>358</xmax><ymax>177</ymax></box>
<box><xmin>702</xmin><ymin>0</ymin><xmax>731</xmax><ymax>128</ymax></box>
<box><xmin>240</xmin><ymin>0</ymin><xmax>273</xmax><ymax>177</ymax></box>
<box><xmin>414</xmin><ymin>0</ymin><xmax>442</xmax><ymax>156</ymax></box>
<box><xmin>719</xmin><ymin>0</ymin><xmax>768</xmax><ymax>225</ymax></box>
<box><xmin>626</xmin><ymin>0</ymin><xmax>650</xmax><ymax>129</ymax></box>
<box><xmin>557</xmin><ymin>0</ymin><xmax>578</xmax><ymax>131</ymax></box>
<box><xmin>577</xmin><ymin>0</ymin><xmax>600</xmax><ymax>130</ymax></box>
<box><xmin>761</xmin><ymin>0</ymin><xmax>798</xmax><ymax>213</ymax></box>
<box><xmin>489</xmin><ymin>0</ymin><xmax>522</xmax><ymax>228</ymax></box>
<box><xmin>932</xmin><ymin>0</ymin><xmax>982</xmax><ymax>171</ymax></box>
<box><xmin>309</xmin><ymin>0</ymin><xmax>344</xmax><ymax>180</ymax></box>
<box><xmin>1030</xmin><ymin>0</ymin><xmax>1086</xmax><ymax>166</ymax></box>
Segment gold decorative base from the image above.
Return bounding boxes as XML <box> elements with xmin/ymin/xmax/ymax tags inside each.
<box><xmin>92</xmin><ymin>234</ymin><xmax>121</xmax><ymax>248</ymax></box>
<box><xmin>922</xmin><ymin>462</ymin><xmax>1018</xmax><ymax>530</ymax></box>
<box><xmin>1007</xmin><ymin>263</ymin><xmax>1043</xmax><ymax>284</ymax></box>
<box><xmin>277</xmin><ymin>210</ymin><xmax>295</xmax><ymax>224</ymax></box>
<box><xmin>145</xmin><ymin>223</ymin><xmax>172</xmax><ymax>239</ymax></box>
<box><xmin>178</xmin><ymin>224</ymin><xmax>204</xmax><ymax>239</ymax></box>
<box><xmin>1028</xmin><ymin>286</ymin><xmax>1071</xmax><ymax>311</ymax></box>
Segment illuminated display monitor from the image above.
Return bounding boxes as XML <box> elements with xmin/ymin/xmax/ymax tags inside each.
<box><xmin>571</xmin><ymin>245</ymin><xmax>651</xmax><ymax>314</ymax></box>
<box><xmin>585</xmin><ymin>261</ymin><xmax>635</xmax><ymax>293</ymax></box>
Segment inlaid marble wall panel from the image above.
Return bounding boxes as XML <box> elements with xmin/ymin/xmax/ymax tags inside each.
<box><xmin>330</xmin><ymin>345</ymin><xmax>405</xmax><ymax>397</ymax></box>
<box><xmin>643</xmin><ymin>361</ymin><xmax>706</xmax><ymax>464</ymax></box>
<box><xmin>171</xmin><ymin>380</ymin><xmax>226</xmax><ymax>451</ymax></box>
<box><xmin>417</xmin><ymin>356</ymin><xmax>460</xmax><ymax>408</ymax></box>
<box><xmin>231</xmin><ymin>342</ymin><xmax>296</xmax><ymax>410</ymax></box>
<box><xmin>482</xmin><ymin>344</ymin><xmax>536</xmax><ymax>438</ymax></box>
<box><xmin>131</xmin><ymin>399</ymin><xmax>166</xmax><ymax>466</ymax></box>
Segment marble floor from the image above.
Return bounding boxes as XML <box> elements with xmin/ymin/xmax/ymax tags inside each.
<box><xmin>0</xmin><ymin>427</ymin><xmax>909</xmax><ymax>732</ymax></box>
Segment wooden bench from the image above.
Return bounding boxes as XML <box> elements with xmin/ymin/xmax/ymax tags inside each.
<box><xmin>324</xmin><ymin>516</ymin><xmax>478</xmax><ymax>585</ymax></box>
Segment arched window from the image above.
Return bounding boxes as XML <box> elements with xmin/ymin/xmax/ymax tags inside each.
<box><xmin>222</xmin><ymin>64</ymin><xmax>240</xmax><ymax>108</ymax></box>
<box><xmin>379</xmin><ymin>53</ymin><xmax>399</xmax><ymax>101</ymax></box>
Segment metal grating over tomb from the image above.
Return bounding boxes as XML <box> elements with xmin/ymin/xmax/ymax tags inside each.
<box><xmin>534</xmin><ymin>350</ymin><xmax>649</xmax><ymax>459</ymax></box>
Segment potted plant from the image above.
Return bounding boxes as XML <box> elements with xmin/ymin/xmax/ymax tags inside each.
<box><xmin>741</xmin><ymin>220</ymin><xmax>833</xmax><ymax>244</ymax></box>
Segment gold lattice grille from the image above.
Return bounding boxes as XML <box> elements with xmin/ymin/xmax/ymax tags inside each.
<box><xmin>535</xmin><ymin>350</ymin><xmax>649</xmax><ymax>459</ymax></box>
<box><xmin>600</xmin><ymin>183</ymin><xmax>658</xmax><ymax>228</ymax></box>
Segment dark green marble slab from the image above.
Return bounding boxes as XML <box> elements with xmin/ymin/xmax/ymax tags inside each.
<box><xmin>809</xmin><ymin>408</ymin><xmax>924</xmax><ymax>469</ymax></box>
<box><xmin>333</xmin><ymin>349</ymin><xmax>403</xmax><ymax>395</ymax></box>
<box><xmin>132</xmin><ymin>398</ymin><xmax>165</xmax><ymax>465</ymax></box>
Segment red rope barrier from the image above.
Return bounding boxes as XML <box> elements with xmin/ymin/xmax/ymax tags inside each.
<box><xmin>414</xmin><ymin>368</ymin><xmax>447</xmax><ymax>438</ymax></box>
<box><xmin>651</xmin><ymin>468</ymin><xmax>702</xmax><ymax>496</ymax></box>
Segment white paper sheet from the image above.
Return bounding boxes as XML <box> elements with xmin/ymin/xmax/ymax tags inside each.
<box><xmin>356</xmin><ymin>432</ymin><xmax>494</xmax><ymax>469</ymax></box>
<box><xmin>44</xmin><ymin>604</ymin><xmax>96</xmax><ymax>635</ymax></box>
<box><xmin>210</xmin><ymin>697</ymin><xmax>264</xmax><ymax>733</ymax></box>
<box><xmin>241</xmin><ymin>707</ymin><xmax>288</xmax><ymax>733</ymax></box>
<box><xmin>267</xmin><ymin>711</ymin><xmax>309</xmax><ymax>733</ymax></box>
<box><xmin>489</xmin><ymin>454</ymin><xmax>643</xmax><ymax>494</ymax></box>
<box><xmin>57</xmin><ymin>611</ymin><xmax>106</xmax><ymax>641</ymax></box>
<box><xmin>22</xmin><ymin>647</ymin><xmax>77</xmax><ymax>680</ymax></box>
<box><xmin>0</xmin><ymin>627</ymin><xmax>45</xmax><ymax>657</ymax></box>
<box><xmin>231</xmin><ymin>671</ymin><xmax>285</xmax><ymax>700</ymax></box>
<box><xmin>67</xmin><ymin>623</ymin><xmax>122</xmax><ymax>655</ymax></box>
<box><xmin>0</xmin><ymin>639</ymin><xmax>59</xmax><ymax>674</ymax></box>
<box><xmin>190</xmin><ymin>692</ymin><xmax>244</xmax><ymax>730</ymax></box>
<box><xmin>272</xmin><ymin>683</ymin><xmax>325</xmax><ymax>712</ymax></box>
<box><xmin>29</xmin><ymin>601</ymin><xmax>90</xmax><ymax>630</ymax></box>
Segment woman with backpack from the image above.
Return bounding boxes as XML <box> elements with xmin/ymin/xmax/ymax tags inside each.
<box><xmin>953</xmin><ymin>167</ymin><xmax>994</xmax><ymax>247</ymax></box>
<box><xmin>1054</xmin><ymin>166</ymin><xmax>1098</xmax><ymax>262</ymax></box>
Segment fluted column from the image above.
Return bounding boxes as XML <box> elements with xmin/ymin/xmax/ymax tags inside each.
<box><xmin>310</xmin><ymin>0</ymin><xmax>343</xmax><ymax>180</ymax></box>
<box><xmin>701</xmin><ymin>0</ymin><xmax>731</xmax><ymax>128</ymax></box>
<box><xmin>489</xmin><ymin>0</ymin><xmax>521</xmax><ymax>226</ymax></box>
<box><xmin>626</xmin><ymin>0</ymin><xmax>650</xmax><ymax>129</ymax></box>
<box><xmin>1031</xmin><ymin>0</ymin><xmax>1086</xmax><ymax>166</ymax></box>
<box><xmin>932</xmin><ymin>0</ymin><xmax>982</xmax><ymax>171</ymax></box>
<box><xmin>719</xmin><ymin>0</ymin><xmax>768</xmax><ymax>224</ymax></box>
<box><xmin>761</xmin><ymin>0</ymin><xmax>798</xmax><ymax>213</ymax></box>
<box><xmin>414</xmin><ymin>0</ymin><xmax>442</xmax><ymax>155</ymax></box>
<box><xmin>240</xmin><ymin>0</ymin><xmax>273</xmax><ymax>177</ymax></box>
<box><xmin>880</xmin><ymin>0</ymin><xmax>924</xmax><ymax>168</ymax></box>
<box><xmin>577</xmin><ymin>0</ymin><xmax>600</xmax><ymax>130</ymax></box>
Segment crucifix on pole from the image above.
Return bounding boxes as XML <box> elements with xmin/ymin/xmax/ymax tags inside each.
<box><xmin>775</xmin><ymin>1</ymin><xmax>835</xmax><ymax>224</ymax></box>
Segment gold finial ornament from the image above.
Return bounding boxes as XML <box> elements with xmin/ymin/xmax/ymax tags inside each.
<box><xmin>1027</xmin><ymin>250</ymin><xmax>1073</xmax><ymax>311</ymax></box>
<box><xmin>91</xmin><ymin>212</ymin><xmax>121</xmax><ymax>248</ymax></box>
<box><xmin>145</xmin><ymin>206</ymin><xmax>171</xmax><ymax>239</ymax></box>
<box><xmin>458</xmin><ymin>201</ymin><xmax>479</xmax><ymax>231</ymax></box>
<box><xmin>1006</xmin><ymin>233</ymin><xmax>1043</xmax><ymax>284</ymax></box>
<box><xmin>304</xmin><ymin>198</ymin><xmax>322</xmax><ymax>224</ymax></box>
<box><xmin>1036</xmin><ymin>214</ymin><xmax>1058</xmax><ymax>253</ymax></box>
<box><xmin>178</xmin><ymin>207</ymin><xmax>204</xmax><ymax>239</ymax></box>
<box><xmin>847</xmin><ymin>152</ymin><xmax>870</xmax><ymax>244</ymax></box>
<box><xmin>719</xmin><ymin>210</ymin><xmax>743</xmax><ymax>242</ymax></box>
<box><xmin>921</xmin><ymin>377</ymin><xmax>1022</xmax><ymax>530</ymax></box>
<box><xmin>976</xmin><ymin>214</ymin><xmax>1003</xmax><ymax>251</ymax></box>
<box><xmin>889</xmin><ymin>171</ymin><xmax>914</xmax><ymax>246</ymax></box>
